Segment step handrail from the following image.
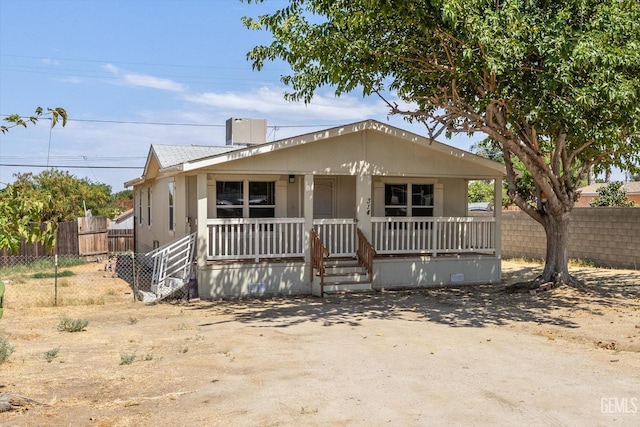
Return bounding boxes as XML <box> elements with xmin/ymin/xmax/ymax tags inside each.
<box><xmin>310</xmin><ymin>228</ymin><xmax>329</xmax><ymax>294</ymax></box>
<box><xmin>356</xmin><ymin>228</ymin><xmax>376</xmax><ymax>288</ymax></box>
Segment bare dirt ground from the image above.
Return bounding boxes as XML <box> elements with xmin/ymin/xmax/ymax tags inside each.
<box><xmin>0</xmin><ymin>260</ymin><xmax>639</xmax><ymax>426</ymax></box>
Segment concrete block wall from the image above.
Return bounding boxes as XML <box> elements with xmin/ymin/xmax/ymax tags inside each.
<box><xmin>501</xmin><ymin>207</ymin><xmax>640</xmax><ymax>269</ymax></box>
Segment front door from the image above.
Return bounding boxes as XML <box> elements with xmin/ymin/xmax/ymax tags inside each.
<box><xmin>314</xmin><ymin>178</ymin><xmax>335</xmax><ymax>219</ymax></box>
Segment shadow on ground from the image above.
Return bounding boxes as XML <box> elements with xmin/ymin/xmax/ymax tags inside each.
<box><xmin>190</xmin><ymin>264</ymin><xmax>640</xmax><ymax>330</ymax></box>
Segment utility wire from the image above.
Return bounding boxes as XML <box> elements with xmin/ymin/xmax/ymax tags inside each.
<box><xmin>0</xmin><ymin>114</ymin><xmax>340</xmax><ymax>129</ymax></box>
<box><xmin>0</xmin><ymin>164</ymin><xmax>142</xmax><ymax>169</ymax></box>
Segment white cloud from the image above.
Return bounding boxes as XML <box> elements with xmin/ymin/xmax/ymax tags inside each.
<box><xmin>102</xmin><ymin>63</ymin><xmax>187</xmax><ymax>92</ymax></box>
<box><xmin>182</xmin><ymin>86</ymin><xmax>382</xmax><ymax>122</ymax></box>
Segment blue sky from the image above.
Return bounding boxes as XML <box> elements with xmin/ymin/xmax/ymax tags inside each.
<box><xmin>0</xmin><ymin>0</ymin><xmax>487</xmax><ymax>192</ymax></box>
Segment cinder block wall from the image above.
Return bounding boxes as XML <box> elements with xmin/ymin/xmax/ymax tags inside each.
<box><xmin>501</xmin><ymin>208</ymin><xmax>640</xmax><ymax>269</ymax></box>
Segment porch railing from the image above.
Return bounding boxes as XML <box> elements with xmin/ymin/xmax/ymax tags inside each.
<box><xmin>207</xmin><ymin>218</ymin><xmax>305</xmax><ymax>261</ymax></box>
<box><xmin>312</xmin><ymin>218</ymin><xmax>357</xmax><ymax>257</ymax></box>
<box><xmin>371</xmin><ymin>216</ymin><xmax>496</xmax><ymax>256</ymax></box>
<box><xmin>147</xmin><ymin>232</ymin><xmax>197</xmax><ymax>299</ymax></box>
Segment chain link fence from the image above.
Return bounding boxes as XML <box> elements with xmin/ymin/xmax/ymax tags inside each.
<box><xmin>0</xmin><ymin>253</ymin><xmax>193</xmax><ymax>310</ymax></box>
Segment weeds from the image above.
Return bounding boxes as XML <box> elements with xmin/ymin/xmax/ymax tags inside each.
<box><xmin>31</xmin><ymin>270</ymin><xmax>75</xmax><ymax>279</ymax></box>
<box><xmin>127</xmin><ymin>316</ymin><xmax>139</xmax><ymax>325</ymax></box>
<box><xmin>58</xmin><ymin>316</ymin><xmax>89</xmax><ymax>332</ymax></box>
<box><xmin>0</xmin><ymin>335</ymin><xmax>15</xmax><ymax>363</ymax></box>
<box><xmin>43</xmin><ymin>347</ymin><xmax>60</xmax><ymax>362</ymax></box>
<box><xmin>120</xmin><ymin>351</ymin><xmax>136</xmax><ymax>365</ymax></box>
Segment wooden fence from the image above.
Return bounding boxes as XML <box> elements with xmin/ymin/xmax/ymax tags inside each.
<box><xmin>0</xmin><ymin>216</ymin><xmax>134</xmax><ymax>261</ymax></box>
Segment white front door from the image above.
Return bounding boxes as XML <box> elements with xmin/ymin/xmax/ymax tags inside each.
<box><xmin>314</xmin><ymin>178</ymin><xmax>335</xmax><ymax>219</ymax></box>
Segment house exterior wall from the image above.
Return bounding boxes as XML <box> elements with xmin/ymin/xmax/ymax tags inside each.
<box><xmin>373</xmin><ymin>256</ymin><xmax>501</xmax><ymax>289</ymax></box>
<box><xmin>197</xmin><ymin>261</ymin><xmax>311</xmax><ymax>299</ymax></box>
<box><xmin>502</xmin><ymin>208</ymin><xmax>640</xmax><ymax>269</ymax></box>
<box><xmin>134</xmin><ymin>175</ymin><xmax>188</xmax><ymax>252</ymax></box>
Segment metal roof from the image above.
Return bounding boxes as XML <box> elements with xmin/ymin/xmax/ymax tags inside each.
<box><xmin>151</xmin><ymin>144</ymin><xmax>239</xmax><ymax>169</ymax></box>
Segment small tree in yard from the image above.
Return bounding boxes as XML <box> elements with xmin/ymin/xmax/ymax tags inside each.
<box><xmin>244</xmin><ymin>0</ymin><xmax>640</xmax><ymax>289</ymax></box>
<box><xmin>0</xmin><ymin>107</ymin><xmax>66</xmax><ymax>253</ymax></box>
<box><xmin>589</xmin><ymin>182</ymin><xmax>635</xmax><ymax>207</ymax></box>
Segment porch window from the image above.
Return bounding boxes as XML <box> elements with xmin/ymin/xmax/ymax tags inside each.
<box><xmin>385</xmin><ymin>183</ymin><xmax>434</xmax><ymax>217</ymax></box>
<box><xmin>216</xmin><ymin>181</ymin><xmax>276</xmax><ymax>218</ymax></box>
<box><xmin>216</xmin><ymin>181</ymin><xmax>243</xmax><ymax>218</ymax></box>
<box><xmin>385</xmin><ymin>184</ymin><xmax>407</xmax><ymax>217</ymax></box>
<box><xmin>249</xmin><ymin>181</ymin><xmax>275</xmax><ymax>218</ymax></box>
<box><xmin>168</xmin><ymin>181</ymin><xmax>175</xmax><ymax>231</ymax></box>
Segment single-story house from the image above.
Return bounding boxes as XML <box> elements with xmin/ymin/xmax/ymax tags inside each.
<box><xmin>125</xmin><ymin>118</ymin><xmax>505</xmax><ymax>300</ymax></box>
<box><xmin>575</xmin><ymin>181</ymin><xmax>640</xmax><ymax>207</ymax></box>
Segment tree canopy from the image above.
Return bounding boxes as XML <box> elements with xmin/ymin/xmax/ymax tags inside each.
<box><xmin>8</xmin><ymin>170</ymin><xmax>116</xmax><ymax>223</ymax></box>
<box><xmin>245</xmin><ymin>0</ymin><xmax>640</xmax><ymax>286</ymax></box>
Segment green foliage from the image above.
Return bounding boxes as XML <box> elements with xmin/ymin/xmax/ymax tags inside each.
<box><xmin>43</xmin><ymin>347</ymin><xmax>60</xmax><ymax>363</ymax></box>
<box><xmin>0</xmin><ymin>184</ymin><xmax>56</xmax><ymax>253</ymax></box>
<box><xmin>31</xmin><ymin>270</ymin><xmax>74</xmax><ymax>279</ymax></box>
<box><xmin>0</xmin><ymin>335</ymin><xmax>15</xmax><ymax>363</ymax></box>
<box><xmin>589</xmin><ymin>181</ymin><xmax>636</xmax><ymax>207</ymax></box>
<box><xmin>10</xmin><ymin>169</ymin><xmax>115</xmax><ymax>223</ymax></box>
<box><xmin>57</xmin><ymin>316</ymin><xmax>89</xmax><ymax>332</ymax></box>
<box><xmin>1</xmin><ymin>107</ymin><xmax>67</xmax><ymax>134</ymax></box>
<box><xmin>120</xmin><ymin>351</ymin><xmax>136</xmax><ymax>365</ymax></box>
<box><xmin>468</xmin><ymin>181</ymin><xmax>494</xmax><ymax>203</ymax></box>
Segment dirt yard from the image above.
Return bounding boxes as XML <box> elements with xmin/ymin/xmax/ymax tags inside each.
<box><xmin>0</xmin><ymin>260</ymin><xmax>639</xmax><ymax>426</ymax></box>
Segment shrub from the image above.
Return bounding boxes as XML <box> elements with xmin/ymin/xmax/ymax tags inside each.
<box><xmin>43</xmin><ymin>347</ymin><xmax>60</xmax><ymax>362</ymax></box>
<box><xmin>0</xmin><ymin>336</ymin><xmax>15</xmax><ymax>363</ymax></box>
<box><xmin>120</xmin><ymin>351</ymin><xmax>136</xmax><ymax>365</ymax></box>
<box><xmin>58</xmin><ymin>316</ymin><xmax>89</xmax><ymax>332</ymax></box>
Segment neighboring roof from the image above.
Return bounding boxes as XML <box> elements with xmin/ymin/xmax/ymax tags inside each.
<box><xmin>577</xmin><ymin>181</ymin><xmax>640</xmax><ymax>196</ymax></box>
<box><xmin>113</xmin><ymin>208</ymin><xmax>133</xmax><ymax>222</ymax></box>
<box><xmin>125</xmin><ymin>119</ymin><xmax>506</xmax><ymax>187</ymax></box>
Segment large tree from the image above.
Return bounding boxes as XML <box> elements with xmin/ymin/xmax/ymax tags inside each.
<box><xmin>244</xmin><ymin>0</ymin><xmax>640</xmax><ymax>287</ymax></box>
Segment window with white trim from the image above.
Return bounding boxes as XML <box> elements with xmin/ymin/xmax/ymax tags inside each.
<box><xmin>385</xmin><ymin>183</ymin><xmax>434</xmax><ymax>217</ymax></box>
<box><xmin>168</xmin><ymin>181</ymin><xmax>175</xmax><ymax>231</ymax></box>
<box><xmin>138</xmin><ymin>188</ymin><xmax>143</xmax><ymax>225</ymax></box>
<box><xmin>146</xmin><ymin>187</ymin><xmax>152</xmax><ymax>226</ymax></box>
<box><xmin>216</xmin><ymin>180</ymin><xmax>275</xmax><ymax>218</ymax></box>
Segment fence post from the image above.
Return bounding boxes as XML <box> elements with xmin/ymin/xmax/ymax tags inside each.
<box><xmin>54</xmin><ymin>254</ymin><xmax>58</xmax><ymax>307</ymax></box>
<box><xmin>131</xmin><ymin>252</ymin><xmax>137</xmax><ymax>302</ymax></box>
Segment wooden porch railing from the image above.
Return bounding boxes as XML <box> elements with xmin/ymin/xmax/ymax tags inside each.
<box><xmin>371</xmin><ymin>216</ymin><xmax>496</xmax><ymax>255</ymax></box>
<box><xmin>207</xmin><ymin>218</ymin><xmax>304</xmax><ymax>261</ymax></box>
<box><xmin>310</xmin><ymin>228</ymin><xmax>329</xmax><ymax>291</ymax></box>
<box><xmin>356</xmin><ymin>228</ymin><xmax>376</xmax><ymax>287</ymax></box>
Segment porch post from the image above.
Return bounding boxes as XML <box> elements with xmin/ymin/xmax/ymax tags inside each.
<box><xmin>494</xmin><ymin>178</ymin><xmax>502</xmax><ymax>258</ymax></box>
<box><xmin>355</xmin><ymin>170</ymin><xmax>372</xmax><ymax>239</ymax></box>
<box><xmin>303</xmin><ymin>174</ymin><xmax>314</xmax><ymax>262</ymax></box>
<box><xmin>196</xmin><ymin>172</ymin><xmax>208</xmax><ymax>268</ymax></box>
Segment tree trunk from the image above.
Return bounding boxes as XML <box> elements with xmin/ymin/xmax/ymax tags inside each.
<box><xmin>540</xmin><ymin>212</ymin><xmax>571</xmax><ymax>284</ymax></box>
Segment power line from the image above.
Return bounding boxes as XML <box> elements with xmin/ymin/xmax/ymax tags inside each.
<box><xmin>0</xmin><ymin>164</ymin><xmax>142</xmax><ymax>169</ymax></box>
<box><xmin>0</xmin><ymin>114</ymin><xmax>340</xmax><ymax>129</ymax></box>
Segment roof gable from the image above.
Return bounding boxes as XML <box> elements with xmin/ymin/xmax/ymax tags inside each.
<box><xmin>125</xmin><ymin>120</ymin><xmax>505</xmax><ymax>187</ymax></box>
